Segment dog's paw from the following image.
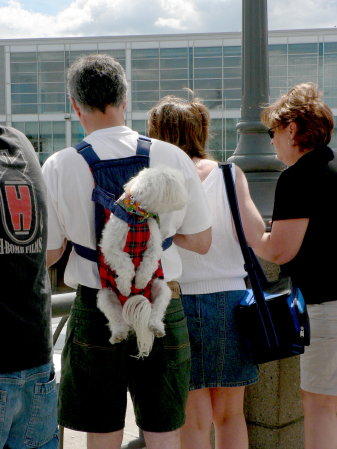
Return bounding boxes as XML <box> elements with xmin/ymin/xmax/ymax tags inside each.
<box><xmin>116</xmin><ymin>278</ymin><xmax>131</xmax><ymax>297</ymax></box>
<box><xmin>109</xmin><ymin>330</ymin><xmax>129</xmax><ymax>345</ymax></box>
<box><xmin>149</xmin><ymin>320</ymin><xmax>166</xmax><ymax>338</ymax></box>
<box><xmin>135</xmin><ymin>272</ymin><xmax>150</xmax><ymax>290</ymax></box>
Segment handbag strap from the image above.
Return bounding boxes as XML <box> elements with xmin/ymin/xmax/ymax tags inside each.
<box><xmin>219</xmin><ymin>162</ymin><xmax>279</xmax><ymax>350</ymax></box>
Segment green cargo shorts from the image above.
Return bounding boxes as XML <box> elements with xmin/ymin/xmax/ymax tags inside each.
<box><xmin>58</xmin><ymin>284</ymin><xmax>191</xmax><ymax>433</ymax></box>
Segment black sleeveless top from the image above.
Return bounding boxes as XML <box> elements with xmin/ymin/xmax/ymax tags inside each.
<box><xmin>272</xmin><ymin>145</ymin><xmax>337</xmax><ymax>304</ymax></box>
<box><xmin>0</xmin><ymin>126</ymin><xmax>52</xmax><ymax>373</ymax></box>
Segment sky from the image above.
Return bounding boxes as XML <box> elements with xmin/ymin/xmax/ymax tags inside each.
<box><xmin>0</xmin><ymin>0</ymin><xmax>336</xmax><ymax>39</ymax></box>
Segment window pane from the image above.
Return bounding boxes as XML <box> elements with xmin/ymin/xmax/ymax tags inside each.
<box><xmin>39</xmin><ymin>82</ymin><xmax>65</xmax><ymax>93</ymax></box>
<box><xmin>223</xmin><ymin>56</ymin><xmax>241</xmax><ymax>67</ymax></box>
<box><xmin>132</xmin><ymin>49</ymin><xmax>159</xmax><ymax>59</ymax></box>
<box><xmin>132</xmin><ymin>59</ymin><xmax>159</xmax><ymax>70</ymax></box>
<box><xmin>269</xmin><ymin>55</ymin><xmax>287</xmax><ymax>65</ymax></box>
<box><xmin>11</xmin><ymin>52</ymin><xmax>37</xmax><ymax>62</ymax></box>
<box><xmin>223</xmin><ymin>78</ymin><xmax>241</xmax><ymax>89</ymax></box>
<box><xmin>11</xmin><ymin>73</ymin><xmax>37</xmax><ymax>83</ymax></box>
<box><xmin>132</xmin><ymin>119</ymin><xmax>147</xmax><ymax>135</ymax></box>
<box><xmin>223</xmin><ymin>46</ymin><xmax>241</xmax><ymax>56</ymax></box>
<box><xmin>194</xmin><ymin>67</ymin><xmax>222</xmax><ymax>79</ymax></box>
<box><xmin>40</xmin><ymin>122</ymin><xmax>52</xmax><ymax>153</ymax></box>
<box><xmin>39</xmin><ymin>103</ymin><xmax>65</xmax><ymax>113</ymax></box>
<box><xmin>132</xmin><ymin>69</ymin><xmax>159</xmax><ymax>81</ymax></box>
<box><xmin>160</xmin><ymin>48</ymin><xmax>187</xmax><ymax>58</ymax></box>
<box><xmin>11</xmin><ymin>62</ymin><xmax>37</xmax><ymax>73</ymax></box>
<box><xmin>12</xmin><ymin>104</ymin><xmax>38</xmax><ymax>114</ymax></box>
<box><xmin>160</xmin><ymin>68</ymin><xmax>188</xmax><ymax>80</ymax></box>
<box><xmin>288</xmin><ymin>43</ymin><xmax>318</xmax><ymax>54</ymax></box>
<box><xmin>53</xmin><ymin>122</ymin><xmax>66</xmax><ymax>151</ymax></box>
<box><xmin>132</xmin><ymin>80</ymin><xmax>159</xmax><ymax>91</ymax></box>
<box><xmin>71</xmin><ymin>121</ymin><xmax>85</xmax><ymax>146</ymax></box>
<box><xmin>325</xmin><ymin>42</ymin><xmax>337</xmax><ymax>53</ymax></box>
<box><xmin>132</xmin><ymin>101</ymin><xmax>157</xmax><ymax>111</ymax></box>
<box><xmin>132</xmin><ymin>91</ymin><xmax>160</xmax><ymax>102</ymax></box>
<box><xmin>38</xmin><ymin>51</ymin><xmax>64</xmax><ymax>61</ymax></box>
<box><xmin>11</xmin><ymin>122</ymin><xmax>26</xmax><ymax>133</ymax></box>
<box><xmin>269</xmin><ymin>44</ymin><xmax>287</xmax><ymax>55</ymax></box>
<box><xmin>223</xmin><ymin>67</ymin><xmax>241</xmax><ymax>78</ymax></box>
<box><xmin>160</xmin><ymin>80</ymin><xmax>188</xmax><ymax>90</ymax></box>
<box><xmin>11</xmin><ymin>84</ymin><xmax>37</xmax><ymax>94</ymax></box>
<box><xmin>25</xmin><ymin>122</ymin><xmax>39</xmax><ymax>151</ymax></box>
<box><xmin>39</xmin><ymin>92</ymin><xmax>65</xmax><ymax>103</ymax></box>
<box><xmin>194</xmin><ymin>79</ymin><xmax>222</xmax><ymax>89</ymax></box>
<box><xmin>12</xmin><ymin>93</ymin><xmax>37</xmax><ymax>104</ymax></box>
<box><xmin>160</xmin><ymin>58</ymin><xmax>187</xmax><ymax>69</ymax></box>
<box><xmin>269</xmin><ymin>65</ymin><xmax>287</xmax><ymax>76</ymax></box>
<box><xmin>288</xmin><ymin>54</ymin><xmax>318</xmax><ymax>65</ymax></box>
<box><xmin>194</xmin><ymin>47</ymin><xmax>222</xmax><ymax>57</ymax></box>
<box><xmin>40</xmin><ymin>72</ymin><xmax>65</xmax><ymax>82</ymax></box>
<box><xmin>194</xmin><ymin>57</ymin><xmax>222</xmax><ymax>68</ymax></box>
<box><xmin>39</xmin><ymin>61</ymin><xmax>65</xmax><ymax>72</ymax></box>
<box><xmin>203</xmin><ymin>99</ymin><xmax>222</xmax><ymax>110</ymax></box>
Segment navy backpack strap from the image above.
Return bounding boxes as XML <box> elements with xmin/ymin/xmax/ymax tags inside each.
<box><xmin>136</xmin><ymin>136</ymin><xmax>151</xmax><ymax>156</ymax></box>
<box><xmin>162</xmin><ymin>237</ymin><xmax>173</xmax><ymax>251</ymax></box>
<box><xmin>74</xmin><ymin>140</ymin><xmax>100</xmax><ymax>165</ymax></box>
<box><xmin>72</xmin><ymin>243</ymin><xmax>98</xmax><ymax>263</ymax></box>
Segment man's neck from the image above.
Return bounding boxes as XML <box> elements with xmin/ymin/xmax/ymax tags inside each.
<box><xmin>79</xmin><ymin>104</ymin><xmax>126</xmax><ymax>134</ymax></box>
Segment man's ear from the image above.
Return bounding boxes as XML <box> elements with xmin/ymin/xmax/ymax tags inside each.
<box><xmin>70</xmin><ymin>97</ymin><xmax>81</xmax><ymax>117</ymax></box>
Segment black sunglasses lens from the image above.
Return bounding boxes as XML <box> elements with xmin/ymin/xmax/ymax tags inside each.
<box><xmin>268</xmin><ymin>129</ymin><xmax>274</xmax><ymax>139</ymax></box>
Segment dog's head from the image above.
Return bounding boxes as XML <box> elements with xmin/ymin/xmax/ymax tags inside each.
<box><xmin>124</xmin><ymin>166</ymin><xmax>187</xmax><ymax>214</ymax></box>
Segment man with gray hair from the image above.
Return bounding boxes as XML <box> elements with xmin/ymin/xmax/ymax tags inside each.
<box><xmin>42</xmin><ymin>53</ymin><xmax>211</xmax><ymax>449</ymax></box>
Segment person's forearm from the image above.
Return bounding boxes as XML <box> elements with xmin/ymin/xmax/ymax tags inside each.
<box><xmin>173</xmin><ymin>227</ymin><xmax>211</xmax><ymax>254</ymax></box>
<box><xmin>47</xmin><ymin>240</ymin><xmax>67</xmax><ymax>267</ymax></box>
<box><xmin>253</xmin><ymin>232</ymin><xmax>277</xmax><ymax>262</ymax></box>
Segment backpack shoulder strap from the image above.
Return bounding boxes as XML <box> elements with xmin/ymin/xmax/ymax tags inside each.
<box><xmin>136</xmin><ymin>135</ymin><xmax>152</xmax><ymax>156</ymax></box>
<box><xmin>74</xmin><ymin>140</ymin><xmax>100</xmax><ymax>166</ymax></box>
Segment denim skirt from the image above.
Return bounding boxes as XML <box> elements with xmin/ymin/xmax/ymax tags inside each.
<box><xmin>182</xmin><ymin>290</ymin><xmax>259</xmax><ymax>390</ymax></box>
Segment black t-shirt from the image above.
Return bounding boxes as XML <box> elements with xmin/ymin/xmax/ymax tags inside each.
<box><xmin>272</xmin><ymin>145</ymin><xmax>337</xmax><ymax>304</ymax></box>
<box><xmin>0</xmin><ymin>126</ymin><xmax>52</xmax><ymax>373</ymax></box>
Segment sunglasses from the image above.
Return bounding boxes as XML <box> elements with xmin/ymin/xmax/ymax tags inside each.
<box><xmin>267</xmin><ymin>125</ymin><xmax>281</xmax><ymax>139</ymax></box>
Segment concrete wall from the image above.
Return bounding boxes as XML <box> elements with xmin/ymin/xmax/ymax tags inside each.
<box><xmin>244</xmin><ymin>259</ymin><xmax>304</xmax><ymax>449</ymax></box>
<box><xmin>245</xmin><ymin>358</ymin><xmax>303</xmax><ymax>449</ymax></box>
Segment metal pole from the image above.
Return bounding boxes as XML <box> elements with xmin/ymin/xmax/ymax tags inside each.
<box><xmin>229</xmin><ymin>0</ymin><xmax>284</xmax><ymax>172</ymax></box>
<box><xmin>228</xmin><ymin>0</ymin><xmax>284</xmax><ymax>225</ymax></box>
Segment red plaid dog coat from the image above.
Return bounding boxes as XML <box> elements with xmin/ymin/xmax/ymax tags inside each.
<box><xmin>99</xmin><ymin>197</ymin><xmax>164</xmax><ymax>305</ymax></box>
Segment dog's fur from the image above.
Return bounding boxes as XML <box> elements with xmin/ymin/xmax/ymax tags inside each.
<box><xmin>97</xmin><ymin>166</ymin><xmax>187</xmax><ymax>358</ymax></box>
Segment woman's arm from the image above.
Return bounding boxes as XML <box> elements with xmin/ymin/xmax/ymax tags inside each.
<box><xmin>254</xmin><ymin>218</ymin><xmax>309</xmax><ymax>264</ymax></box>
<box><xmin>235</xmin><ymin>165</ymin><xmax>266</xmax><ymax>247</ymax></box>
<box><xmin>173</xmin><ymin>227</ymin><xmax>212</xmax><ymax>254</ymax></box>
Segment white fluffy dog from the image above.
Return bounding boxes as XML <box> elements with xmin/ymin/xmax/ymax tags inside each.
<box><xmin>97</xmin><ymin>166</ymin><xmax>187</xmax><ymax>358</ymax></box>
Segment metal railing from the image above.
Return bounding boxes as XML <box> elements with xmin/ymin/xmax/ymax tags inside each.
<box><xmin>51</xmin><ymin>291</ymin><xmax>146</xmax><ymax>449</ymax></box>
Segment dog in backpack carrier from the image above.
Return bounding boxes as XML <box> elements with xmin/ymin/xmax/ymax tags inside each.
<box><xmin>97</xmin><ymin>166</ymin><xmax>188</xmax><ymax>358</ymax></box>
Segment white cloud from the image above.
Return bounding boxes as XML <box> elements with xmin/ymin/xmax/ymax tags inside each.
<box><xmin>0</xmin><ymin>0</ymin><xmax>336</xmax><ymax>39</ymax></box>
<box><xmin>268</xmin><ymin>0</ymin><xmax>337</xmax><ymax>30</ymax></box>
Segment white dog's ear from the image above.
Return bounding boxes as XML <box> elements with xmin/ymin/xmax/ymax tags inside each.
<box><xmin>124</xmin><ymin>166</ymin><xmax>187</xmax><ymax>214</ymax></box>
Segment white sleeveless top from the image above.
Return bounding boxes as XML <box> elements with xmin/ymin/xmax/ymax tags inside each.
<box><xmin>178</xmin><ymin>164</ymin><xmax>246</xmax><ymax>294</ymax></box>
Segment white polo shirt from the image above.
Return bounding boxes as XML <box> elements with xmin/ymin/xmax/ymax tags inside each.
<box><xmin>42</xmin><ymin>126</ymin><xmax>211</xmax><ymax>289</ymax></box>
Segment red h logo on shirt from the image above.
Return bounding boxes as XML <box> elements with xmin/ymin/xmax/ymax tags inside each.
<box><xmin>5</xmin><ymin>184</ymin><xmax>32</xmax><ymax>232</ymax></box>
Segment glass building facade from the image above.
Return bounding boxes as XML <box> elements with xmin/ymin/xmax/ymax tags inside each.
<box><xmin>0</xmin><ymin>28</ymin><xmax>337</xmax><ymax>164</ymax></box>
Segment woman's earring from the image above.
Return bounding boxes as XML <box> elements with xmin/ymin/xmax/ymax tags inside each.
<box><xmin>288</xmin><ymin>139</ymin><xmax>295</xmax><ymax>146</ymax></box>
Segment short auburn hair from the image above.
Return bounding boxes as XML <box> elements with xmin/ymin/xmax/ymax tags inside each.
<box><xmin>261</xmin><ymin>82</ymin><xmax>334</xmax><ymax>150</ymax></box>
<box><xmin>148</xmin><ymin>93</ymin><xmax>210</xmax><ymax>159</ymax></box>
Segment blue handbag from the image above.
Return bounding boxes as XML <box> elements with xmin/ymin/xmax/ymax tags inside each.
<box><xmin>220</xmin><ymin>163</ymin><xmax>310</xmax><ymax>364</ymax></box>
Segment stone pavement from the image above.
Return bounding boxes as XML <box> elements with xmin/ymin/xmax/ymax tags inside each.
<box><xmin>52</xmin><ymin>318</ymin><xmax>142</xmax><ymax>449</ymax></box>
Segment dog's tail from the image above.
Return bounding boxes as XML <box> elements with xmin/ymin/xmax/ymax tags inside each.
<box><xmin>122</xmin><ymin>295</ymin><xmax>154</xmax><ymax>358</ymax></box>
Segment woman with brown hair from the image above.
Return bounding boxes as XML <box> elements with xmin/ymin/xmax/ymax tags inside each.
<box><xmin>256</xmin><ymin>82</ymin><xmax>337</xmax><ymax>449</ymax></box>
<box><xmin>148</xmin><ymin>94</ymin><xmax>265</xmax><ymax>449</ymax></box>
